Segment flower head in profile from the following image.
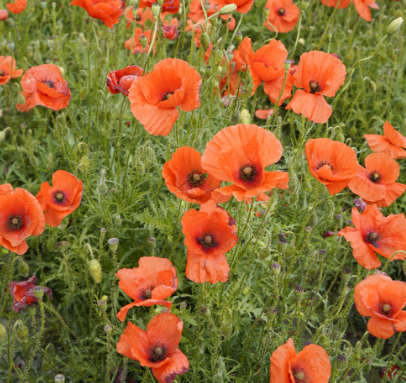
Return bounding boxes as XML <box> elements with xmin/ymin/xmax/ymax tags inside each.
<box><xmin>70</xmin><ymin>0</ymin><xmax>123</xmax><ymax>28</ymax></box>
<box><xmin>0</xmin><ymin>184</ymin><xmax>45</xmax><ymax>255</ymax></box>
<box><xmin>124</xmin><ymin>6</ymin><xmax>153</xmax><ymax>28</ymax></box>
<box><xmin>36</xmin><ymin>170</ymin><xmax>83</xmax><ymax>227</ymax></box>
<box><xmin>0</xmin><ymin>56</ymin><xmax>23</xmax><ymax>85</ymax></box>
<box><xmin>364</xmin><ymin>121</ymin><xmax>406</xmax><ymax>159</ymax></box>
<box><xmin>106</xmin><ymin>65</ymin><xmax>143</xmax><ymax>95</ymax></box>
<box><xmin>116</xmin><ymin>257</ymin><xmax>178</xmax><ymax>322</ymax></box>
<box><xmin>355</xmin><ymin>274</ymin><xmax>406</xmax><ymax>339</ymax></box>
<box><xmin>139</xmin><ymin>0</ymin><xmax>180</xmax><ymax>13</ymax></box>
<box><xmin>0</xmin><ymin>9</ymin><xmax>9</xmax><ymax>19</ymax></box>
<box><xmin>117</xmin><ymin>313</ymin><xmax>189</xmax><ymax>383</ymax></box>
<box><xmin>270</xmin><ymin>338</ymin><xmax>331</xmax><ymax>383</ymax></box>
<box><xmin>338</xmin><ymin>204</ymin><xmax>406</xmax><ymax>269</ymax></box>
<box><xmin>217</xmin><ymin>0</ymin><xmax>254</xmax><ymax>14</ymax></box>
<box><xmin>320</xmin><ymin>0</ymin><xmax>350</xmax><ymax>9</ymax></box>
<box><xmin>129</xmin><ymin>58</ymin><xmax>201</xmax><ymax>136</ymax></box>
<box><xmin>125</xmin><ymin>28</ymin><xmax>152</xmax><ymax>54</ymax></box>
<box><xmin>286</xmin><ymin>51</ymin><xmax>346</xmax><ymax>123</ymax></box>
<box><xmin>305</xmin><ymin>138</ymin><xmax>357</xmax><ymax>195</ymax></box>
<box><xmin>201</xmin><ymin>124</ymin><xmax>289</xmax><ymax>203</ymax></box>
<box><xmin>353</xmin><ymin>0</ymin><xmax>379</xmax><ymax>22</ymax></box>
<box><xmin>348</xmin><ymin>152</ymin><xmax>406</xmax><ymax>207</ymax></box>
<box><xmin>16</xmin><ymin>64</ymin><xmax>71</xmax><ymax>112</ymax></box>
<box><xmin>264</xmin><ymin>0</ymin><xmax>300</xmax><ymax>33</ymax></box>
<box><xmin>6</xmin><ymin>0</ymin><xmax>26</xmax><ymax>14</ymax></box>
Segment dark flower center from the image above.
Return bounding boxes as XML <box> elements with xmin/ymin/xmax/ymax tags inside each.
<box><xmin>6</xmin><ymin>214</ymin><xmax>24</xmax><ymax>230</ymax></box>
<box><xmin>309</xmin><ymin>80</ymin><xmax>322</xmax><ymax>94</ymax></box>
<box><xmin>139</xmin><ymin>285</ymin><xmax>155</xmax><ymax>300</ymax></box>
<box><xmin>316</xmin><ymin>161</ymin><xmax>333</xmax><ymax>171</ymax></box>
<box><xmin>379</xmin><ymin>301</ymin><xmax>395</xmax><ymax>317</ymax></box>
<box><xmin>239</xmin><ymin>164</ymin><xmax>258</xmax><ymax>182</ymax></box>
<box><xmin>53</xmin><ymin>190</ymin><xmax>66</xmax><ymax>204</ymax></box>
<box><xmin>0</xmin><ymin>70</ymin><xmax>4</xmax><ymax>76</ymax></box>
<box><xmin>162</xmin><ymin>91</ymin><xmax>175</xmax><ymax>101</ymax></box>
<box><xmin>369</xmin><ymin>171</ymin><xmax>382</xmax><ymax>183</ymax></box>
<box><xmin>292</xmin><ymin>368</ymin><xmax>306</xmax><ymax>382</ymax></box>
<box><xmin>366</xmin><ymin>231</ymin><xmax>380</xmax><ymax>247</ymax></box>
<box><xmin>149</xmin><ymin>342</ymin><xmax>167</xmax><ymax>362</ymax></box>
<box><xmin>42</xmin><ymin>79</ymin><xmax>55</xmax><ymax>88</ymax></box>
<box><xmin>197</xmin><ymin>231</ymin><xmax>219</xmax><ymax>249</ymax></box>
<box><xmin>186</xmin><ymin>169</ymin><xmax>208</xmax><ymax>187</ymax></box>
<box><xmin>135</xmin><ymin>14</ymin><xmax>141</xmax><ymax>21</ymax></box>
<box><xmin>278</xmin><ymin>8</ymin><xmax>285</xmax><ymax>15</ymax></box>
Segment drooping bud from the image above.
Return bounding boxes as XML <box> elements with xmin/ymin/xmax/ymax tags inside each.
<box><xmin>308</xmin><ymin>210</ymin><xmax>318</xmax><ymax>227</ymax></box>
<box><xmin>335</xmin><ymin>132</ymin><xmax>345</xmax><ymax>143</ymax></box>
<box><xmin>318</xmin><ymin>334</ymin><xmax>330</xmax><ymax>349</ymax></box>
<box><xmin>219</xmin><ymin>3</ymin><xmax>237</xmax><ymax>14</ymax></box>
<box><xmin>342</xmin><ymin>267</ymin><xmax>351</xmax><ymax>284</ymax></box>
<box><xmin>214</xmin><ymin>48</ymin><xmax>224</xmax><ymax>65</ymax></box>
<box><xmin>79</xmin><ymin>87</ymin><xmax>88</xmax><ymax>100</ymax></box>
<box><xmin>285</xmin><ymin>245</ymin><xmax>295</xmax><ymax>259</ymax></box>
<box><xmin>387</xmin><ymin>17</ymin><xmax>403</xmax><ymax>35</ymax></box>
<box><xmin>97</xmin><ymin>169</ymin><xmax>108</xmax><ymax>195</ymax></box>
<box><xmin>88</xmin><ymin>259</ymin><xmax>102</xmax><ymax>284</ymax></box>
<box><xmin>200</xmin><ymin>32</ymin><xmax>210</xmax><ymax>51</ymax></box>
<box><xmin>213</xmin><ymin>373</ymin><xmax>224</xmax><ymax>383</ymax></box>
<box><xmin>18</xmin><ymin>260</ymin><xmax>29</xmax><ymax>277</ymax></box>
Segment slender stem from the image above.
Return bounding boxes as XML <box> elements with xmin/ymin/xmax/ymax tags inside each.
<box><xmin>317</xmin><ymin>0</ymin><xmax>341</xmax><ymax>50</ymax></box>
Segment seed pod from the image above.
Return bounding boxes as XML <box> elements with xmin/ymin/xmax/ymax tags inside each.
<box><xmin>151</xmin><ymin>3</ymin><xmax>160</xmax><ymax>17</ymax></box>
<box><xmin>342</xmin><ymin>267</ymin><xmax>351</xmax><ymax>284</ymax></box>
<box><xmin>336</xmin><ymin>354</ymin><xmax>347</xmax><ymax>370</ymax></box>
<box><xmin>294</xmin><ymin>285</ymin><xmax>305</xmax><ymax>302</ymax></box>
<box><xmin>271</xmin><ymin>263</ymin><xmax>281</xmax><ymax>276</ymax></box>
<box><xmin>236</xmin><ymin>32</ymin><xmax>242</xmax><ymax>43</ymax></box>
<box><xmin>27</xmin><ymin>305</ymin><xmax>36</xmax><ymax>317</ymax></box>
<box><xmin>97</xmin><ymin>299</ymin><xmax>107</xmax><ymax>312</ymax></box>
<box><xmin>259</xmin><ymin>247</ymin><xmax>269</xmax><ymax>260</ymax></box>
<box><xmin>17</xmin><ymin>321</ymin><xmax>28</xmax><ymax>342</ymax></box>
<box><xmin>18</xmin><ymin>260</ymin><xmax>29</xmax><ymax>277</ymax></box>
<box><xmin>88</xmin><ymin>259</ymin><xmax>102</xmax><ymax>284</ymax></box>
<box><xmin>263</xmin><ymin>7</ymin><xmax>269</xmax><ymax>17</ymax></box>
<box><xmin>300</xmin><ymin>0</ymin><xmax>309</xmax><ymax>10</ymax></box>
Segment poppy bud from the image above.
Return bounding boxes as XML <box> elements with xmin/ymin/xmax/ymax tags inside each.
<box><xmin>214</xmin><ymin>48</ymin><xmax>224</xmax><ymax>65</ymax></box>
<box><xmin>307</xmin><ymin>210</ymin><xmax>318</xmax><ymax>227</ymax></box>
<box><xmin>89</xmin><ymin>259</ymin><xmax>102</xmax><ymax>284</ymax></box>
<box><xmin>129</xmin><ymin>0</ymin><xmax>138</xmax><ymax>5</ymax></box>
<box><xmin>300</xmin><ymin>0</ymin><xmax>309</xmax><ymax>10</ymax></box>
<box><xmin>79</xmin><ymin>87</ymin><xmax>88</xmax><ymax>100</ymax></box>
<box><xmin>98</xmin><ymin>299</ymin><xmax>108</xmax><ymax>312</ymax></box>
<box><xmin>318</xmin><ymin>334</ymin><xmax>330</xmax><ymax>349</ymax></box>
<box><xmin>284</xmin><ymin>59</ymin><xmax>291</xmax><ymax>71</ymax></box>
<box><xmin>79</xmin><ymin>155</ymin><xmax>90</xmax><ymax>173</ymax></box>
<box><xmin>342</xmin><ymin>267</ymin><xmax>351</xmax><ymax>284</ymax></box>
<box><xmin>108</xmin><ymin>238</ymin><xmax>119</xmax><ymax>253</ymax></box>
<box><xmin>17</xmin><ymin>321</ymin><xmax>28</xmax><ymax>342</ymax></box>
<box><xmin>219</xmin><ymin>3</ymin><xmax>237</xmax><ymax>14</ymax></box>
<box><xmin>7</xmin><ymin>41</ymin><xmax>15</xmax><ymax>51</ymax></box>
<box><xmin>299</xmin><ymin>38</ymin><xmax>305</xmax><ymax>45</ymax></box>
<box><xmin>27</xmin><ymin>305</ymin><xmax>36</xmax><ymax>317</ymax></box>
<box><xmin>200</xmin><ymin>306</ymin><xmax>208</xmax><ymax>315</ymax></box>
<box><xmin>239</xmin><ymin>109</ymin><xmax>251</xmax><ymax>124</ymax></box>
<box><xmin>219</xmin><ymin>322</ymin><xmax>233</xmax><ymax>338</ymax></box>
<box><xmin>140</xmin><ymin>35</ymin><xmax>148</xmax><ymax>48</ymax></box>
<box><xmin>271</xmin><ymin>263</ymin><xmax>281</xmax><ymax>276</ymax></box>
<box><xmin>114</xmin><ymin>215</ymin><xmax>122</xmax><ymax>226</ymax></box>
<box><xmin>43</xmin><ymin>360</ymin><xmax>51</xmax><ymax>372</ymax></box>
<box><xmin>346</xmin><ymin>50</ymin><xmax>354</xmax><ymax>62</ymax></box>
<box><xmin>56</xmin><ymin>241</ymin><xmax>69</xmax><ymax>254</ymax></box>
<box><xmin>18</xmin><ymin>260</ymin><xmax>29</xmax><ymax>277</ymax></box>
<box><xmin>294</xmin><ymin>285</ymin><xmax>305</xmax><ymax>302</ymax></box>
<box><xmin>55</xmin><ymin>374</ymin><xmax>66</xmax><ymax>383</ymax></box>
<box><xmin>47</xmin><ymin>38</ymin><xmax>56</xmax><ymax>49</ymax></box>
<box><xmin>263</xmin><ymin>7</ymin><xmax>269</xmax><ymax>17</ymax></box>
<box><xmin>41</xmin><ymin>0</ymin><xmax>46</xmax><ymax>7</ymax></box>
<box><xmin>285</xmin><ymin>245</ymin><xmax>295</xmax><ymax>259</ymax></box>
<box><xmin>259</xmin><ymin>247</ymin><xmax>270</xmax><ymax>260</ymax></box>
<box><xmin>387</xmin><ymin>17</ymin><xmax>403</xmax><ymax>35</ymax></box>
<box><xmin>180</xmin><ymin>301</ymin><xmax>187</xmax><ymax>310</ymax></box>
<box><xmin>336</xmin><ymin>354</ymin><xmax>347</xmax><ymax>370</ymax></box>
<box><xmin>0</xmin><ymin>324</ymin><xmax>6</xmax><ymax>342</ymax></box>
<box><xmin>349</xmin><ymin>126</ymin><xmax>357</xmax><ymax>137</ymax></box>
<box><xmin>236</xmin><ymin>32</ymin><xmax>242</xmax><ymax>42</ymax></box>
<box><xmin>335</xmin><ymin>132</ymin><xmax>345</xmax><ymax>143</ymax></box>
<box><xmin>304</xmin><ymin>226</ymin><xmax>312</xmax><ymax>234</ymax></box>
<box><xmin>97</xmin><ymin>173</ymin><xmax>108</xmax><ymax>195</ymax></box>
<box><xmin>289</xmin><ymin>192</ymin><xmax>299</xmax><ymax>205</ymax></box>
<box><xmin>200</xmin><ymin>32</ymin><xmax>210</xmax><ymax>51</ymax></box>
<box><xmin>213</xmin><ymin>373</ymin><xmax>224</xmax><ymax>383</ymax></box>
<box><xmin>151</xmin><ymin>3</ymin><xmax>160</xmax><ymax>17</ymax></box>
<box><xmin>327</xmin><ymin>32</ymin><xmax>332</xmax><ymax>40</ymax></box>
<box><xmin>104</xmin><ymin>325</ymin><xmax>112</xmax><ymax>334</ymax></box>
<box><xmin>243</xmin><ymin>286</ymin><xmax>250</xmax><ymax>295</ymax></box>
<box><xmin>306</xmin><ymin>184</ymin><xmax>312</xmax><ymax>193</ymax></box>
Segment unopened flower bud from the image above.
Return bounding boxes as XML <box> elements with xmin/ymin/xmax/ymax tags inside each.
<box><xmin>308</xmin><ymin>210</ymin><xmax>318</xmax><ymax>227</ymax></box>
<box><xmin>19</xmin><ymin>260</ymin><xmax>29</xmax><ymax>277</ymax></box>
<box><xmin>318</xmin><ymin>334</ymin><xmax>330</xmax><ymax>349</ymax></box>
<box><xmin>299</xmin><ymin>38</ymin><xmax>305</xmax><ymax>45</ymax></box>
<box><xmin>151</xmin><ymin>3</ymin><xmax>160</xmax><ymax>17</ymax></box>
<box><xmin>236</xmin><ymin>32</ymin><xmax>242</xmax><ymax>42</ymax></box>
<box><xmin>17</xmin><ymin>321</ymin><xmax>28</xmax><ymax>342</ymax></box>
<box><xmin>140</xmin><ymin>35</ymin><xmax>148</xmax><ymax>48</ymax></box>
<box><xmin>304</xmin><ymin>226</ymin><xmax>312</xmax><ymax>234</ymax></box>
<box><xmin>7</xmin><ymin>41</ymin><xmax>15</xmax><ymax>51</ymax></box>
<box><xmin>97</xmin><ymin>169</ymin><xmax>108</xmax><ymax>195</ymax></box>
<box><xmin>271</xmin><ymin>263</ymin><xmax>281</xmax><ymax>276</ymax></box>
<box><xmin>335</xmin><ymin>132</ymin><xmax>345</xmax><ymax>143</ymax></box>
<box><xmin>300</xmin><ymin>0</ymin><xmax>309</xmax><ymax>10</ymax></box>
<box><xmin>243</xmin><ymin>286</ymin><xmax>250</xmax><ymax>295</ymax></box>
<box><xmin>387</xmin><ymin>17</ymin><xmax>403</xmax><ymax>35</ymax></box>
<box><xmin>239</xmin><ymin>109</ymin><xmax>251</xmax><ymax>124</ymax></box>
<box><xmin>114</xmin><ymin>215</ymin><xmax>122</xmax><ymax>226</ymax></box>
<box><xmin>108</xmin><ymin>238</ymin><xmax>119</xmax><ymax>253</ymax></box>
<box><xmin>88</xmin><ymin>259</ymin><xmax>102</xmax><ymax>284</ymax></box>
<box><xmin>219</xmin><ymin>322</ymin><xmax>233</xmax><ymax>338</ymax></box>
<box><xmin>200</xmin><ymin>32</ymin><xmax>210</xmax><ymax>51</ymax></box>
<box><xmin>214</xmin><ymin>48</ymin><xmax>224</xmax><ymax>65</ymax></box>
<box><xmin>55</xmin><ymin>374</ymin><xmax>66</xmax><ymax>383</ymax></box>
<box><xmin>219</xmin><ymin>3</ymin><xmax>237</xmax><ymax>14</ymax></box>
<box><xmin>98</xmin><ymin>299</ymin><xmax>107</xmax><ymax>312</ymax></box>
<box><xmin>79</xmin><ymin>87</ymin><xmax>88</xmax><ymax>100</ymax></box>
<box><xmin>0</xmin><ymin>324</ymin><xmax>6</xmax><ymax>342</ymax></box>
<box><xmin>294</xmin><ymin>285</ymin><xmax>305</xmax><ymax>302</ymax></box>
<box><xmin>285</xmin><ymin>245</ymin><xmax>295</xmax><ymax>258</ymax></box>
<box><xmin>336</xmin><ymin>354</ymin><xmax>347</xmax><ymax>370</ymax></box>
<box><xmin>104</xmin><ymin>325</ymin><xmax>112</xmax><ymax>334</ymax></box>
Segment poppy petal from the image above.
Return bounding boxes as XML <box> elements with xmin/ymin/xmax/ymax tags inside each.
<box><xmin>270</xmin><ymin>338</ymin><xmax>296</xmax><ymax>383</ymax></box>
<box><xmin>394</xmin><ymin>311</ymin><xmax>406</xmax><ymax>332</ymax></box>
<box><xmin>116</xmin><ymin>300</ymin><xmax>173</xmax><ymax>322</ymax></box>
<box><xmin>367</xmin><ymin>316</ymin><xmax>396</xmax><ymax>339</ymax></box>
<box><xmin>152</xmin><ymin>349</ymin><xmax>189</xmax><ymax>383</ymax></box>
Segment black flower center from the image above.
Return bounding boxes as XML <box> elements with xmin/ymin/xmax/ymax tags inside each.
<box><xmin>278</xmin><ymin>8</ymin><xmax>285</xmax><ymax>15</ymax></box>
<box><xmin>187</xmin><ymin>169</ymin><xmax>208</xmax><ymax>187</ymax></box>
<box><xmin>239</xmin><ymin>164</ymin><xmax>258</xmax><ymax>182</ymax></box>
<box><xmin>366</xmin><ymin>231</ymin><xmax>380</xmax><ymax>247</ymax></box>
<box><xmin>309</xmin><ymin>80</ymin><xmax>322</xmax><ymax>94</ymax></box>
<box><xmin>149</xmin><ymin>343</ymin><xmax>167</xmax><ymax>362</ymax></box>
<box><xmin>369</xmin><ymin>171</ymin><xmax>382</xmax><ymax>183</ymax></box>
<box><xmin>162</xmin><ymin>91</ymin><xmax>175</xmax><ymax>101</ymax></box>
<box><xmin>6</xmin><ymin>214</ymin><xmax>24</xmax><ymax>230</ymax></box>
<box><xmin>139</xmin><ymin>285</ymin><xmax>155</xmax><ymax>300</ymax></box>
<box><xmin>53</xmin><ymin>190</ymin><xmax>66</xmax><ymax>204</ymax></box>
<box><xmin>42</xmin><ymin>79</ymin><xmax>55</xmax><ymax>88</ymax></box>
<box><xmin>135</xmin><ymin>14</ymin><xmax>141</xmax><ymax>21</ymax></box>
<box><xmin>379</xmin><ymin>301</ymin><xmax>395</xmax><ymax>317</ymax></box>
<box><xmin>316</xmin><ymin>161</ymin><xmax>333</xmax><ymax>171</ymax></box>
<box><xmin>197</xmin><ymin>231</ymin><xmax>219</xmax><ymax>249</ymax></box>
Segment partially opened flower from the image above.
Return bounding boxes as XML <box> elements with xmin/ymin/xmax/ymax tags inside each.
<box><xmin>201</xmin><ymin>124</ymin><xmax>289</xmax><ymax>202</ymax></box>
<box><xmin>348</xmin><ymin>152</ymin><xmax>406</xmax><ymax>207</ymax></box>
<box><xmin>124</xmin><ymin>6</ymin><xmax>153</xmax><ymax>28</ymax></box>
<box><xmin>270</xmin><ymin>338</ymin><xmax>331</xmax><ymax>383</ymax></box>
<box><xmin>16</xmin><ymin>64</ymin><xmax>71</xmax><ymax>112</ymax></box>
<box><xmin>129</xmin><ymin>58</ymin><xmax>201</xmax><ymax>136</ymax></box>
<box><xmin>36</xmin><ymin>170</ymin><xmax>83</xmax><ymax>227</ymax></box>
<box><xmin>70</xmin><ymin>0</ymin><xmax>123</xmax><ymax>28</ymax></box>
<box><xmin>106</xmin><ymin>65</ymin><xmax>143</xmax><ymax>95</ymax></box>
<box><xmin>0</xmin><ymin>184</ymin><xmax>45</xmax><ymax>255</ymax></box>
<box><xmin>139</xmin><ymin>0</ymin><xmax>180</xmax><ymax>13</ymax></box>
<box><xmin>217</xmin><ymin>0</ymin><xmax>254</xmax><ymax>13</ymax></box>
<box><xmin>162</xmin><ymin>17</ymin><xmax>179</xmax><ymax>40</ymax></box>
<box><xmin>6</xmin><ymin>0</ymin><xmax>26</xmax><ymax>14</ymax></box>
<box><xmin>364</xmin><ymin>121</ymin><xmax>406</xmax><ymax>159</ymax></box>
<box><xmin>264</xmin><ymin>0</ymin><xmax>300</xmax><ymax>33</ymax></box>
<box><xmin>353</xmin><ymin>0</ymin><xmax>379</xmax><ymax>22</ymax></box>
<box><xmin>286</xmin><ymin>51</ymin><xmax>346</xmax><ymax>123</ymax></box>
<box><xmin>0</xmin><ymin>9</ymin><xmax>8</xmax><ymax>19</ymax></box>
<box><xmin>117</xmin><ymin>313</ymin><xmax>189</xmax><ymax>383</ymax></box>
<box><xmin>305</xmin><ymin>138</ymin><xmax>357</xmax><ymax>195</ymax></box>
<box><xmin>116</xmin><ymin>257</ymin><xmax>178</xmax><ymax>322</ymax></box>
<box><xmin>338</xmin><ymin>204</ymin><xmax>406</xmax><ymax>269</ymax></box>
<box><xmin>0</xmin><ymin>56</ymin><xmax>23</xmax><ymax>85</ymax></box>
<box><xmin>124</xmin><ymin>28</ymin><xmax>152</xmax><ymax>54</ymax></box>
<box><xmin>320</xmin><ymin>0</ymin><xmax>350</xmax><ymax>9</ymax></box>
<box><xmin>354</xmin><ymin>274</ymin><xmax>406</xmax><ymax>339</ymax></box>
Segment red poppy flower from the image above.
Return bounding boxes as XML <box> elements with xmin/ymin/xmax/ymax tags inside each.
<box><xmin>264</xmin><ymin>0</ymin><xmax>300</xmax><ymax>33</ymax></box>
<box><xmin>255</xmin><ymin>109</ymin><xmax>275</xmax><ymax>119</ymax></box>
<box><xmin>0</xmin><ymin>56</ymin><xmax>23</xmax><ymax>85</ymax></box>
<box><xmin>219</xmin><ymin>71</ymin><xmax>241</xmax><ymax>98</ymax></box>
<box><xmin>365</xmin><ymin>121</ymin><xmax>406</xmax><ymax>159</ymax></box>
<box><xmin>70</xmin><ymin>0</ymin><xmax>122</xmax><ymax>28</ymax></box>
<box><xmin>320</xmin><ymin>0</ymin><xmax>350</xmax><ymax>8</ymax></box>
<box><xmin>124</xmin><ymin>6</ymin><xmax>153</xmax><ymax>28</ymax></box>
<box><xmin>305</xmin><ymin>138</ymin><xmax>357</xmax><ymax>195</ymax></box>
<box><xmin>181</xmin><ymin>205</ymin><xmax>238</xmax><ymax>283</ymax></box>
<box><xmin>187</xmin><ymin>0</ymin><xmax>217</xmax><ymax>22</ymax></box>
<box><xmin>238</xmin><ymin>37</ymin><xmax>294</xmax><ymax>105</ymax></box>
<box><xmin>354</xmin><ymin>274</ymin><xmax>406</xmax><ymax>339</ymax></box>
<box><xmin>9</xmin><ymin>275</ymin><xmax>53</xmax><ymax>313</ymax></box>
<box><xmin>124</xmin><ymin>28</ymin><xmax>152</xmax><ymax>54</ymax></box>
<box><xmin>128</xmin><ymin>58</ymin><xmax>201</xmax><ymax>136</ymax></box>
<box><xmin>107</xmin><ymin>65</ymin><xmax>143</xmax><ymax>95</ymax></box>
<box><xmin>0</xmin><ymin>184</ymin><xmax>45</xmax><ymax>255</ymax></box>
<box><xmin>227</xmin><ymin>16</ymin><xmax>236</xmax><ymax>30</ymax></box>
<box><xmin>201</xmin><ymin>124</ymin><xmax>289</xmax><ymax>202</ymax></box>
<box><xmin>0</xmin><ymin>9</ymin><xmax>9</xmax><ymax>20</ymax></box>
<box><xmin>139</xmin><ymin>0</ymin><xmax>180</xmax><ymax>13</ymax></box>
<box><xmin>286</xmin><ymin>51</ymin><xmax>346</xmax><ymax>124</ymax></box>
<box><xmin>338</xmin><ymin>204</ymin><xmax>406</xmax><ymax>269</ymax></box>
<box><xmin>16</xmin><ymin>64</ymin><xmax>71</xmax><ymax>112</ymax></box>
<box><xmin>270</xmin><ymin>338</ymin><xmax>331</xmax><ymax>383</ymax></box>
<box><xmin>6</xmin><ymin>0</ymin><xmax>26</xmax><ymax>14</ymax></box>
<box><xmin>217</xmin><ymin>0</ymin><xmax>254</xmax><ymax>13</ymax></box>
<box><xmin>116</xmin><ymin>257</ymin><xmax>178</xmax><ymax>322</ymax></box>
<box><xmin>348</xmin><ymin>152</ymin><xmax>406</xmax><ymax>207</ymax></box>
<box><xmin>162</xmin><ymin>17</ymin><xmax>179</xmax><ymax>40</ymax></box>
<box><xmin>353</xmin><ymin>0</ymin><xmax>379</xmax><ymax>21</ymax></box>
<box><xmin>117</xmin><ymin>313</ymin><xmax>189</xmax><ymax>383</ymax></box>
<box><xmin>36</xmin><ymin>170</ymin><xmax>83</xmax><ymax>228</ymax></box>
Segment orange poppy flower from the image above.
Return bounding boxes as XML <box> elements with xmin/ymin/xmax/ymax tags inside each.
<box><xmin>162</xmin><ymin>146</ymin><xmax>222</xmax><ymax>204</ymax></box>
<box><xmin>117</xmin><ymin>313</ymin><xmax>189</xmax><ymax>383</ymax></box>
<box><xmin>162</xmin><ymin>17</ymin><xmax>179</xmax><ymax>40</ymax></box>
<box><xmin>116</xmin><ymin>257</ymin><xmax>178</xmax><ymax>322</ymax></box>
<box><xmin>124</xmin><ymin>28</ymin><xmax>152</xmax><ymax>54</ymax></box>
<box><xmin>270</xmin><ymin>338</ymin><xmax>331</xmax><ymax>383</ymax></box>
<box><xmin>286</xmin><ymin>51</ymin><xmax>346</xmax><ymax>124</ymax></box>
<box><xmin>354</xmin><ymin>274</ymin><xmax>406</xmax><ymax>339</ymax></box>
<box><xmin>124</xmin><ymin>6</ymin><xmax>153</xmax><ymax>28</ymax></box>
<box><xmin>187</xmin><ymin>0</ymin><xmax>217</xmax><ymax>22</ymax></box>
<box><xmin>128</xmin><ymin>58</ymin><xmax>201</xmax><ymax>136</ymax></box>
<box><xmin>0</xmin><ymin>184</ymin><xmax>45</xmax><ymax>255</ymax></box>
<box><xmin>338</xmin><ymin>204</ymin><xmax>406</xmax><ymax>269</ymax></box>
<box><xmin>70</xmin><ymin>0</ymin><xmax>122</xmax><ymax>28</ymax></box>
<box><xmin>238</xmin><ymin>37</ymin><xmax>294</xmax><ymax>105</ymax></box>
<box><xmin>16</xmin><ymin>64</ymin><xmax>71</xmax><ymax>112</ymax></box>
<box><xmin>0</xmin><ymin>56</ymin><xmax>23</xmax><ymax>85</ymax></box>
<box><xmin>255</xmin><ymin>109</ymin><xmax>275</xmax><ymax>119</ymax></box>
<box><xmin>264</xmin><ymin>0</ymin><xmax>300</xmax><ymax>33</ymax></box>
<box><xmin>36</xmin><ymin>170</ymin><xmax>83</xmax><ymax>228</ymax></box>
<box><xmin>181</xmin><ymin>205</ymin><xmax>238</xmax><ymax>284</ymax></box>
<box><xmin>353</xmin><ymin>0</ymin><xmax>379</xmax><ymax>22</ymax></box>
<box><xmin>348</xmin><ymin>153</ymin><xmax>406</xmax><ymax>207</ymax></box>
<box><xmin>0</xmin><ymin>9</ymin><xmax>9</xmax><ymax>20</ymax></box>
<box><xmin>217</xmin><ymin>0</ymin><xmax>254</xmax><ymax>13</ymax></box>
<box><xmin>320</xmin><ymin>0</ymin><xmax>350</xmax><ymax>7</ymax></box>
<box><xmin>305</xmin><ymin>138</ymin><xmax>357</xmax><ymax>195</ymax></box>
<box><xmin>6</xmin><ymin>0</ymin><xmax>26</xmax><ymax>14</ymax></box>
<box><xmin>227</xmin><ymin>16</ymin><xmax>236</xmax><ymax>30</ymax></box>
<box><xmin>201</xmin><ymin>124</ymin><xmax>289</xmax><ymax>202</ymax></box>
<box><xmin>107</xmin><ymin>65</ymin><xmax>143</xmax><ymax>95</ymax></box>
<box><xmin>139</xmin><ymin>0</ymin><xmax>180</xmax><ymax>13</ymax></box>
<box><xmin>365</xmin><ymin>121</ymin><xmax>406</xmax><ymax>160</ymax></box>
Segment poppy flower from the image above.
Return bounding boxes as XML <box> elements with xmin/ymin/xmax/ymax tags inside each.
<box><xmin>270</xmin><ymin>338</ymin><xmax>331</xmax><ymax>383</ymax></box>
<box><xmin>338</xmin><ymin>204</ymin><xmax>406</xmax><ymax>269</ymax></box>
<box><xmin>139</xmin><ymin>0</ymin><xmax>180</xmax><ymax>13</ymax></box>
<box><xmin>124</xmin><ymin>28</ymin><xmax>152</xmax><ymax>54</ymax></box>
<box><xmin>322</xmin><ymin>230</ymin><xmax>335</xmax><ymax>238</ymax></box>
<box><xmin>181</xmin><ymin>205</ymin><xmax>238</xmax><ymax>283</ymax></box>
<box><xmin>348</xmin><ymin>152</ymin><xmax>406</xmax><ymax>207</ymax></box>
<box><xmin>0</xmin><ymin>184</ymin><xmax>45</xmax><ymax>255</ymax></box>
<box><xmin>0</xmin><ymin>56</ymin><xmax>23</xmax><ymax>85</ymax></box>
<box><xmin>227</xmin><ymin>16</ymin><xmax>236</xmax><ymax>30</ymax></box>
<box><xmin>320</xmin><ymin>0</ymin><xmax>350</xmax><ymax>9</ymax></box>
<box><xmin>116</xmin><ymin>257</ymin><xmax>178</xmax><ymax>322</ymax></box>
<box><xmin>124</xmin><ymin>6</ymin><xmax>153</xmax><ymax>28</ymax></box>
<box><xmin>219</xmin><ymin>71</ymin><xmax>241</xmax><ymax>98</ymax></box>
<box><xmin>6</xmin><ymin>0</ymin><xmax>26</xmax><ymax>14</ymax></box>
<box><xmin>187</xmin><ymin>0</ymin><xmax>217</xmax><ymax>22</ymax></box>
<box><xmin>162</xmin><ymin>146</ymin><xmax>222</xmax><ymax>204</ymax></box>
<box><xmin>264</xmin><ymin>0</ymin><xmax>300</xmax><ymax>33</ymax></box>
<box><xmin>364</xmin><ymin>121</ymin><xmax>406</xmax><ymax>159</ymax></box>
<box><xmin>354</xmin><ymin>274</ymin><xmax>406</xmax><ymax>339</ymax></box>
<box><xmin>201</xmin><ymin>124</ymin><xmax>289</xmax><ymax>202</ymax></box>
<box><xmin>36</xmin><ymin>170</ymin><xmax>83</xmax><ymax>228</ymax></box>
<box><xmin>162</xmin><ymin>17</ymin><xmax>179</xmax><ymax>40</ymax></box>
<box><xmin>16</xmin><ymin>64</ymin><xmax>71</xmax><ymax>112</ymax></box>
<box><xmin>128</xmin><ymin>58</ymin><xmax>201</xmax><ymax>136</ymax></box>
<box><xmin>286</xmin><ymin>51</ymin><xmax>346</xmax><ymax>124</ymax></box>
<box><xmin>106</xmin><ymin>65</ymin><xmax>143</xmax><ymax>95</ymax></box>
<box><xmin>217</xmin><ymin>0</ymin><xmax>254</xmax><ymax>13</ymax></box>
<box><xmin>305</xmin><ymin>138</ymin><xmax>357</xmax><ymax>195</ymax></box>
<box><xmin>255</xmin><ymin>109</ymin><xmax>275</xmax><ymax>119</ymax></box>
<box><xmin>117</xmin><ymin>312</ymin><xmax>189</xmax><ymax>383</ymax></box>
<box><xmin>238</xmin><ymin>37</ymin><xmax>294</xmax><ymax>105</ymax></box>
<box><xmin>9</xmin><ymin>275</ymin><xmax>53</xmax><ymax>313</ymax></box>
<box><xmin>70</xmin><ymin>0</ymin><xmax>123</xmax><ymax>28</ymax></box>
<box><xmin>0</xmin><ymin>9</ymin><xmax>9</xmax><ymax>20</ymax></box>
<box><xmin>353</xmin><ymin>0</ymin><xmax>379</xmax><ymax>21</ymax></box>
